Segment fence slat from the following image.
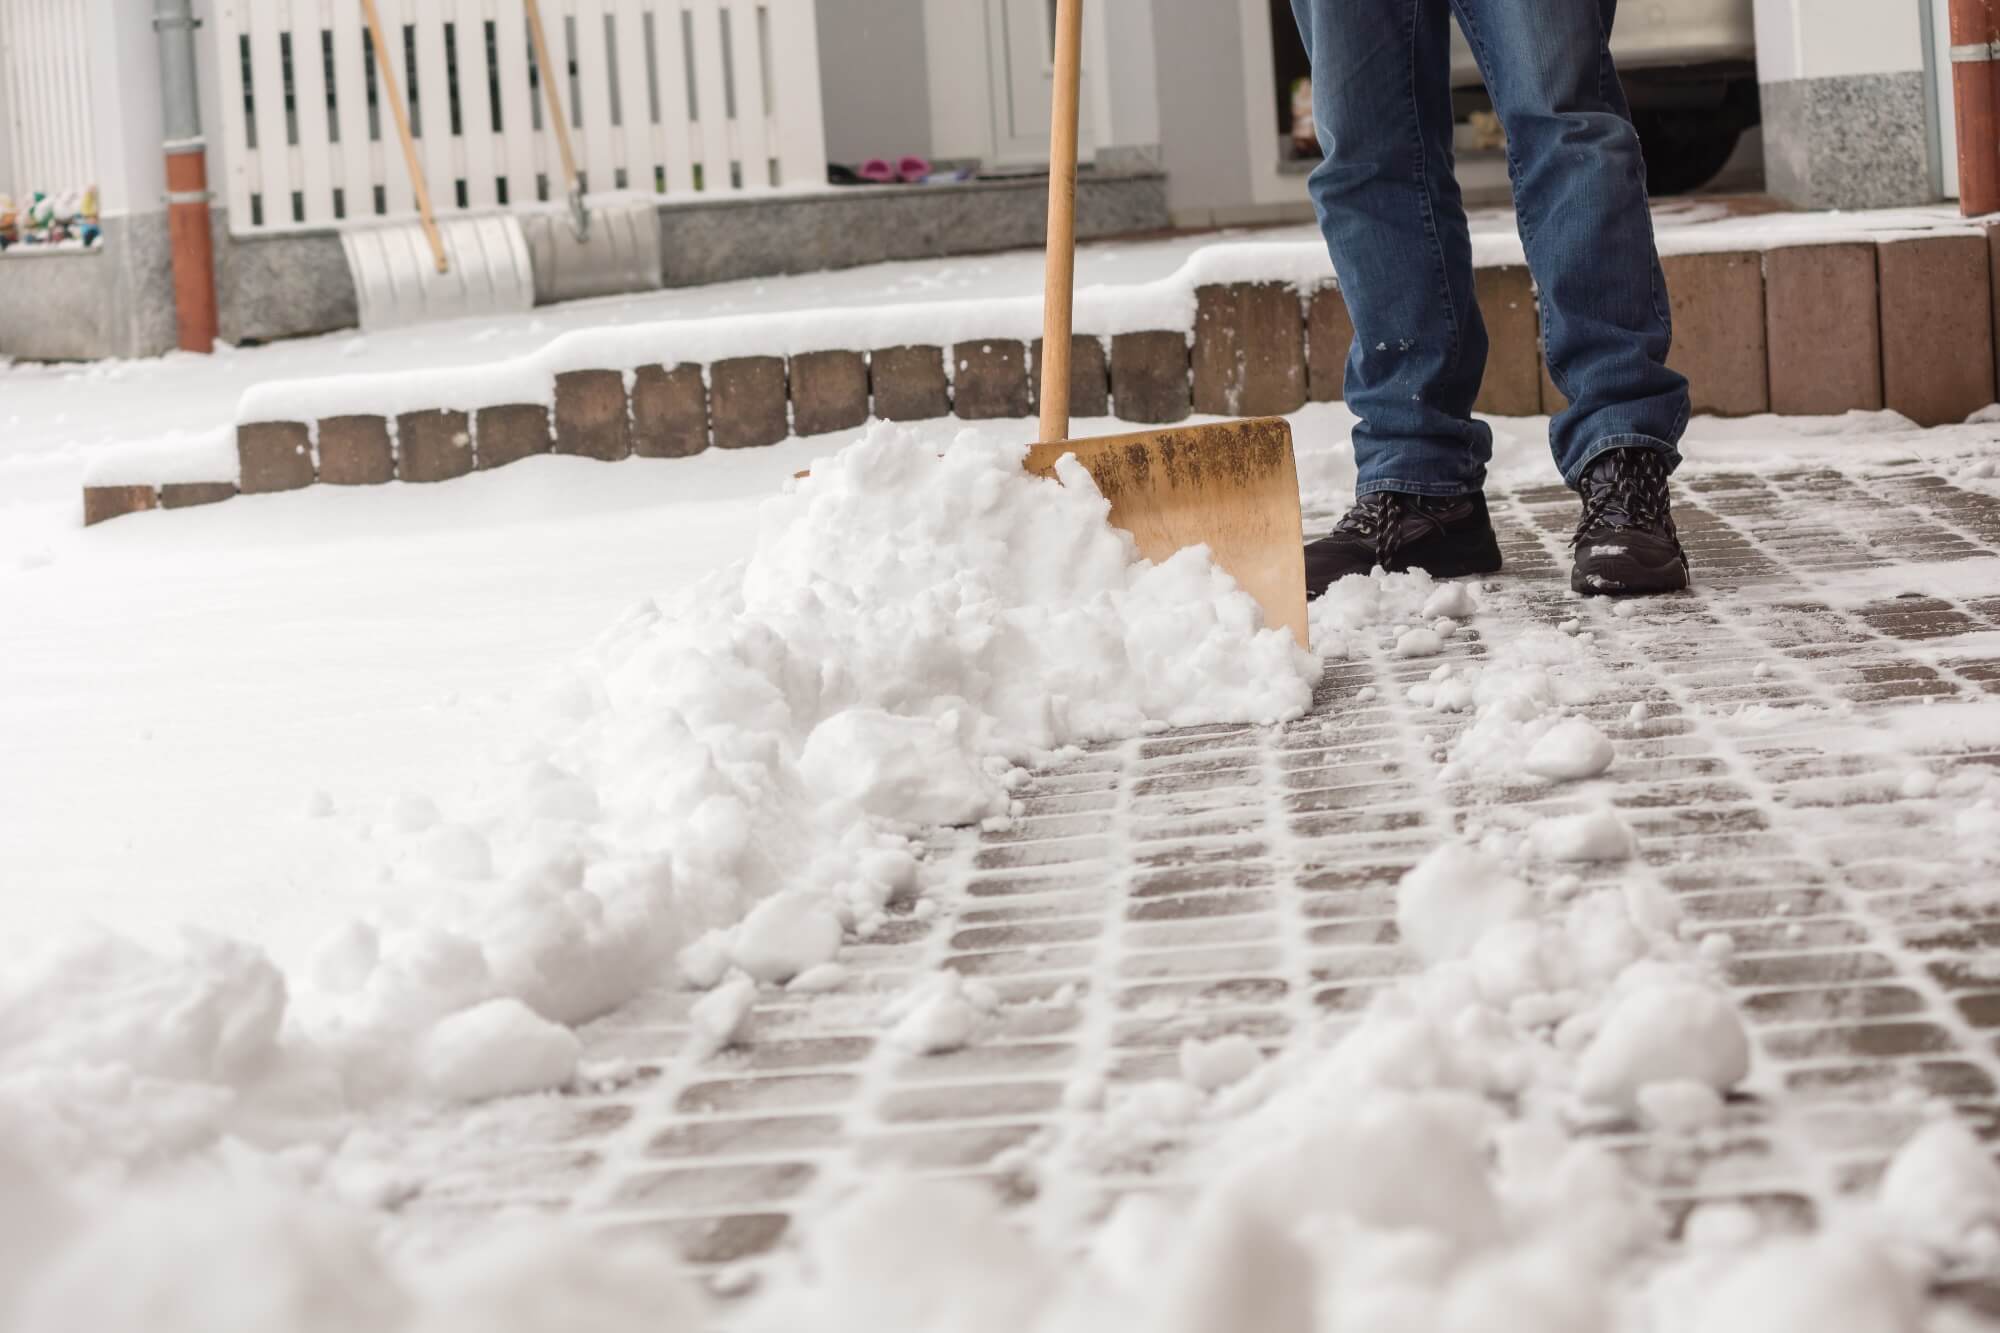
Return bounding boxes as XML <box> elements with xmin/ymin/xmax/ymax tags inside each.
<box><xmin>570</xmin><ymin>0</ymin><xmax>617</xmax><ymax>192</ymax></box>
<box><xmin>293</xmin><ymin>0</ymin><xmax>338</xmax><ymax>223</ymax></box>
<box><xmin>765</xmin><ymin>0</ymin><xmax>825</xmax><ymax>191</ymax></box>
<box><xmin>454</xmin><ymin>0</ymin><xmax>500</xmax><ymax>209</ymax></box>
<box><xmin>412</xmin><ymin>0</ymin><xmax>456</xmax><ymax>211</ymax></box>
<box><xmin>720</xmin><ymin>0</ymin><xmax>769</xmax><ymax>187</ymax></box>
<box><xmin>247</xmin><ymin>0</ymin><xmax>296</xmax><ymax>223</ymax></box>
<box><xmin>491</xmin><ymin>0</ymin><xmax>538</xmax><ymax>204</ymax></box>
<box><xmin>211</xmin><ymin>0</ymin><xmax>258</xmax><ymax>227</ymax></box>
<box><xmin>650</xmin><ymin>0</ymin><xmax>697</xmax><ymax>194</ymax></box>
<box><xmin>373</xmin><ymin>0</ymin><xmax>416</xmax><ymax>217</ymax></box>
<box><xmin>328</xmin><ymin>0</ymin><xmax>374</xmax><ymax>218</ymax></box>
<box><xmin>608</xmin><ymin>0</ymin><xmax>659</xmax><ymax>194</ymax></box>
<box><xmin>684</xmin><ymin>0</ymin><xmax>732</xmax><ymax>191</ymax></box>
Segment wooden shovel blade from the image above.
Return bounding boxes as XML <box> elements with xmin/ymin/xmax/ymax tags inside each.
<box><xmin>1025</xmin><ymin>416</ymin><xmax>1310</xmax><ymax>650</ymax></box>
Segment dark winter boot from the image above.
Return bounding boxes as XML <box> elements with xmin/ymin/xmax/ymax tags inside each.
<box><xmin>1570</xmin><ymin>447</ymin><xmax>1691</xmax><ymax>596</ymax></box>
<box><xmin>1305</xmin><ymin>491</ymin><xmax>1503</xmax><ymax>598</ymax></box>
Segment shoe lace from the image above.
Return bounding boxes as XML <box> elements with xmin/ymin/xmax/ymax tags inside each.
<box><xmin>1573</xmin><ymin>451</ymin><xmax>1673</xmax><ymax>548</ymax></box>
<box><xmin>1336</xmin><ymin>492</ymin><xmax>1449</xmax><ymax>568</ymax></box>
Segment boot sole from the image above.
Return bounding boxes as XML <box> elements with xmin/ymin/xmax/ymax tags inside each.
<box><xmin>1570</xmin><ymin>553</ymin><xmax>1691</xmax><ymax>597</ymax></box>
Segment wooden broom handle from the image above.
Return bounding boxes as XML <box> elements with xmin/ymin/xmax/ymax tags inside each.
<box><xmin>360</xmin><ymin>0</ymin><xmax>447</xmax><ymax>273</ymax></box>
<box><xmin>524</xmin><ymin>0</ymin><xmax>584</xmax><ymax>196</ymax></box>
<box><xmin>1037</xmin><ymin>0</ymin><xmax>1084</xmax><ymax>445</ymax></box>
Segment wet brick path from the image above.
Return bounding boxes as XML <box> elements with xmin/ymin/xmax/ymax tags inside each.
<box><xmin>379</xmin><ymin>462</ymin><xmax>2000</xmax><ymax>1310</ymax></box>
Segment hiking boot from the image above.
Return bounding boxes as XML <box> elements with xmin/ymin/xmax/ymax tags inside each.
<box><xmin>1570</xmin><ymin>447</ymin><xmax>1690</xmax><ymax>596</ymax></box>
<box><xmin>1305</xmin><ymin>491</ymin><xmax>1503</xmax><ymax>598</ymax></box>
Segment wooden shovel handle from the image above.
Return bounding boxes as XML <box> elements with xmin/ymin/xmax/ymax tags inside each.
<box><xmin>1037</xmin><ymin>0</ymin><xmax>1084</xmax><ymax>445</ymax></box>
<box><xmin>524</xmin><ymin>0</ymin><xmax>584</xmax><ymax>196</ymax></box>
<box><xmin>360</xmin><ymin>0</ymin><xmax>447</xmax><ymax>273</ymax></box>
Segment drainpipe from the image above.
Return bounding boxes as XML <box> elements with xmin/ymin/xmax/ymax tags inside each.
<box><xmin>154</xmin><ymin>0</ymin><xmax>216</xmax><ymax>352</ymax></box>
<box><xmin>1951</xmin><ymin>0</ymin><xmax>2000</xmax><ymax>215</ymax></box>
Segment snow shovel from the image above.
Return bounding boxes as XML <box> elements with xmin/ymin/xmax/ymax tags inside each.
<box><xmin>347</xmin><ymin>0</ymin><xmax>534</xmax><ymax>330</ymax></box>
<box><xmin>346</xmin><ymin>0</ymin><xmax>536</xmax><ymax>328</ymax></box>
<box><xmin>1028</xmin><ymin>0</ymin><xmax>1309</xmax><ymax>648</ymax></box>
<box><xmin>520</xmin><ymin>0</ymin><xmax>662</xmax><ymax>304</ymax></box>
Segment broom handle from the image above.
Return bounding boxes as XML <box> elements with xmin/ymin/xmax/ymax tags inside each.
<box><xmin>360</xmin><ymin>0</ymin><xmax>447</xmax><ymax>273</ymax></box>
<box><xmin>1037</xmin><ymin>0</ymin><xmax>1084</xmax><ymax>445</ymax></box>
<box><xmin>524</xmin><ymin>0</ymin><xmax>584</xmax><ymax>196</ymax></box>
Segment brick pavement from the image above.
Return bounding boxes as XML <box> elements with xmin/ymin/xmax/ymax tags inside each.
<box><xmin>376</xmin><ymin>460</ymin><xmax>2000</xmax><ymax>1311</ymax></box>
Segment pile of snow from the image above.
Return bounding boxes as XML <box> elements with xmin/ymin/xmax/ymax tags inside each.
<box><xmin>1309</xmin><ymin>568</ymin><xmax>1479</xmax><ymax>663</ymax></box>
<box><xmin>0</xmin><ymin>424</ymin><xmax>1317</xmax><ymax>1179</ymax></box>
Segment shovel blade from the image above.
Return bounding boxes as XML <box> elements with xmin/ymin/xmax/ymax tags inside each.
<box><xmin>1025</xmin><ymin>416</ymin><xmax>1310</xmax><ymax>649</ymax></box>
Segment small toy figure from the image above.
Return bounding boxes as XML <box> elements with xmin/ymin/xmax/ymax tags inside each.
<box><xmin>0</xmin><ymin>193</ymin><xmax>15</xmax><ymax>250</ymax></box>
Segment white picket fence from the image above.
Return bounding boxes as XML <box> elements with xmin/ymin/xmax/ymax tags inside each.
<box><xmin>0</xmin><ymin>0</ymin><xmax>97</xmax><ymax>198</ymax></box>
<box><xmin>210</xmin><ymin>0</ymin><xmax>828</xmax><ymax>234</ymax></box>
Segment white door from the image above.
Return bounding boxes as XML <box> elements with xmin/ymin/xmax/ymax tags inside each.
<box><xmin>924</xmin><ymin>0</ymin><xmax>1095</xmax><ymax>168</ymax></box>
<box><xmin>922</xmin><ymin>0</ymin><xmax>1092</xmax><ymax>167</ymax></box>
<box><xmin>987</xmin><ymin>0</ymin><xmax>1056</xmax><ymax>161</ymax></box>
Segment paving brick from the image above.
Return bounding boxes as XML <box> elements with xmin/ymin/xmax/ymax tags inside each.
<box><xmin>613</xmin><ymin>1162</ymin><xmax>817</xmax><ymax>1210</ymax></box>
<box><xmin>1031</xmin><ymin>334</ymin><xmax>1111</xmax><ymax>420</ymax></box>
<box><xmin>1663</xmin><ymin>250</ymin><xmax>1768</xmax><ymax>416</ymax></box>
<box><xmin>631</xmin><ymin>364</ymin><xmax>709</xmax><ymax>457</ymax></box>
<box><xmin>159</xmin><ymin>481</ymin><xmax>237</xmax><ymax>509</ymax></box>
<box><xmin>648</xmin><ymin>1116</ymin><xmax>844</xmax><ymax>1158</ymax></box>
<box><xmin>317</xmin><ymin>414</ymin><xmax>394</xmax><ymax>485</ymax></box>
<box><xmin>952</xmin><ymin>339</ymin><xmax>1032</xmax><ymax>420</ymax></box>
<box><xmin>1110</xmin><ymin>330</ymin><xmax>1191</xmax><ymax>423</ymax></box>
<box><xmin>1762</xmin><ymin>244</ymin><xmax>1882</xmax><ymax>416</ymax></box>
<box><xmin>871</xmin><ymin>345</ymin><xmax>950</xmax><ymax>421</ymax></box>
<box><xmin>81</xmin><ymin>484</ymin><xmax>156</xmax><ymax>526</ymax></box>
<box><xmin>710</xmin><ymin>356</ymin><xmax>789</xmax><ymax>449</ymax></box>
<box><xmin>789</xmin><ymin>350</ymin><xmax>867</xmax><ymax>437</ymax></box>
<box><xmin>553</xmin><ymin>369</ymin><xmax>631</xmax><ymax>461</ymax></box>
<box><xmin>1474</xmin><ymin>265</ymin><xmax>1542</xmax><ymax>417</ymax></box>
<box><xmin>473</xmin><ymin>403</ymin><xmax>552</xmax><ymax>470</ymax></box>
<box><xmin>237</xmin><ymin>421</ymin><xmax>315</xmax><ymax>493</ymax></box>
<box><xmin>1306</xmin><ymin>285</ymin><xmax>1353</xmax><ymax>402</ymax></box>
<box><xmin>1879</xmin><ymin>234</ymin><xmax>1996</xmax><ymax>427</ymax></box>
<box><xmin>1192</xmin><ymin>282</ymin><xmax>1307</xmax><ymax>417</ymax></box>
<box><xmin>396</xmin><ymin>409</ymin><xmax>474</xmax><ymax>483</ymax></box>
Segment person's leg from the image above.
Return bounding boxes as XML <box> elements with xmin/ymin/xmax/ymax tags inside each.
<box><xmin>1449</xmin><ymin>0</ymin><xmax>1690</xmax><ymax>486</ymax></box>
<box><xmin>1290</xmin><ymin>0</ymin><xmax>1490</xmax><ymax>499</ymax></box>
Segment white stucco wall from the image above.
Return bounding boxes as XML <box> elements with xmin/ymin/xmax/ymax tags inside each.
<box><xmin>1752</xmin><ymin>0</ymin><xmax>1925</xmax><ymax>83</ymax></box>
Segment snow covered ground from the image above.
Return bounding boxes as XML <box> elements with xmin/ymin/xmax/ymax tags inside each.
<box><xmin>7</xmin><ymin>219</ymin><xmax>2000</xmax><ymax>1328</ymax></box>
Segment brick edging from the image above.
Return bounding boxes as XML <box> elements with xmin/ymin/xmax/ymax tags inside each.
<box><xmin>83</xmin><ymin>231</ymin><xmax>2000</xmax><ymax>525</ymax></box>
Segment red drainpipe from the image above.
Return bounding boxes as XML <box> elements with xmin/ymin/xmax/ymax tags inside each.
<box><xmin>155</xmin><ymin>0</ymin><xmax>217</xmax><ymax>353</ymax></box>
<box><xmin>1952</xmin><ymin>0</ymin><xmax>2000</xmax><ymax>216</ymax></box>
<box><xmin>164</xmin><ymin>145</ymin><xmax>217</xmax><ymax>353</ymax></box>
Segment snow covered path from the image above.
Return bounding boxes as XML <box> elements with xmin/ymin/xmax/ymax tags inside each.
<box><xmin>340</xmin><ymin>447</ymin><xmax>2000</xmax><ymax>1318</ymax></box>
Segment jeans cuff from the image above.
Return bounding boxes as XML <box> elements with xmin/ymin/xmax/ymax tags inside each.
<box><xmin>1355</xmin><ymin>477</ymin><xmax>1485</xmax><ymax>499</ymax></box>
<box><xmin>1562</xmin><ymin>435</ymin><xmax>1683</xmax><ymax>490</ymax></box>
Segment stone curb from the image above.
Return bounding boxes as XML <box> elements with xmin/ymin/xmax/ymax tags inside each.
<box><xmin>80</xmin><ymin>236</ymin><xmax>2000</xmax><ymax>524</ymax></box>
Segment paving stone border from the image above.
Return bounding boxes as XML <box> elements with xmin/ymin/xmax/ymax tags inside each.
<box><xmin>83</xmin><ymin>230</ymin><xmax>2000</xmax><ymax>525</ymax></box>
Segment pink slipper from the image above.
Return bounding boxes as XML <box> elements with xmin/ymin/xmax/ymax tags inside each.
<box><xmin>858</xmin><ymin>158</ymin><xmax>895</xmax><ymax>184</ymax></box>
<box><xmin>897</xmin><ymin>155</ymin><xmax>932</xmax><ymax>183</ymax></box>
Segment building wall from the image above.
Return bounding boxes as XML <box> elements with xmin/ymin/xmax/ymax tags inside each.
<box><xmin>1753</xmin><ymin>0</ymin><xmax>1935</xmax><ymax>208</ymax></box>
<box><xmin>816</xmin><ymin>0</ymin><xmax>935</xmax><ymax>167</ymax></box>
<box><xmin>1151</xmin><ymin>0</ymin><xmax>1259</xmax><ymax>225</ymax></box>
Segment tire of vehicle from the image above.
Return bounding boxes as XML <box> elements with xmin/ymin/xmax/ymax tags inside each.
<box><xmin>1632</xmin><ymin>107</ymin><xmax>1744</xmax><ymax>196</ymax></box>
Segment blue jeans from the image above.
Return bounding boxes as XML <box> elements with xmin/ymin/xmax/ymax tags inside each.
<box><xmin>1289</xmin><ymin>0</ymin><xmax>1690</xmax><ymax>496</ymax></box>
